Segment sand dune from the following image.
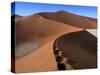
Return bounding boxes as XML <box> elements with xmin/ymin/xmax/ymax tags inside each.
<box><xmin>86</xmin><ymin>17</ymin><xmax>97</xmax><ymax>22</ymax></box>
<box><xmin>12</xmin><ymin>11</ymin><xmax>97</xmax><ymax>73</ymax></box>
<box><xmin>15</xmin><ymin>14</ymin><xmax>83</xmax><ymax>58</ymax></box>
<box><xmin>15</xmin><ymin>30</ymin><xmax>85</xmax><ymax>72</ymax></box>
<box><xmin>14</xmin><ymin>14</ymin><xmax>83</xmax><ymax>72</ymax></box>
<box><xmin>53</xmin><ymin>30</ymin><xmax>97</xmax><ymax>69</ymax></box>
<box><xmin>15</xmin><ymin>41</ymin><xmax>57</xmax><ymax>73</ymax></box>
<box><xmin>38</xmin><ymin>11</ymin><xmax>97</xmax><ymax>29</ymax></box>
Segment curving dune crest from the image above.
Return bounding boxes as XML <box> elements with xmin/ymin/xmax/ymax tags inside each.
<box><xmin>11</xmin><ymin>11</ymin><xmax>97</xmax><ymax>72</ymax></box>
<box><xmin>14</xmin><ymin>14</ymin><xmax>83</xmax><ymax>72</ymax></box>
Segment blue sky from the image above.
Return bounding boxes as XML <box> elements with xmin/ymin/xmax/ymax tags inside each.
<box><xmin>11</xmin><ymin>2</ymin><xmax>97</xmax><ymax>18</ymax></box>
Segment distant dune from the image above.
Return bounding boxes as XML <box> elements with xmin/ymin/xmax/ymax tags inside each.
<box><xmin>12</xmin><ymin>11</ymin><xmax>97</xmax><ymax>72</ymax></box>
<box><xmin>86</xmin><ymin>17</ymin><xmax>97</xmax><ymax>22</ymax></box>
<box><xmin>38</xmin><ymin>11</ymin><xmax>97</xmax><ymax>29</ymax></box>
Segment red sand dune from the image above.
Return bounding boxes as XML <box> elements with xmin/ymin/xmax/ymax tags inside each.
<box><xmin>38</xmin><ymin>11</ymin><xmax>97</xmax><ymax>29</ymax></box>
<box><xmin>11</xmin><ymin>11</ymin><xmax>97</xmax><ymax>73</ymax></box>
<box><xmin>14</xmin><ymin>14</ymin><xmax>83</xmax><ymax>72</ymax></box>
<box><xmin>15</xmin><ymin>14</ymin><xmax>83</xmax><ymax>45</ymax></box>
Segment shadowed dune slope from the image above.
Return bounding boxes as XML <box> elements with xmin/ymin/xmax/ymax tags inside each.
<box><xmin>54</xmin><ymin>30</ymin><xmax>97</xmax><ymax>69</ymax></box>
<box><xmin>38</xmin><ymin>11</ymin><xmax>97</xmax><ymax>29</ymax></box>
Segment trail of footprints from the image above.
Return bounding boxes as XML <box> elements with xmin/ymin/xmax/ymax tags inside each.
<box><xmin>54</xmin><ymin>43</ymin><xmax>73</xmax><ymax>70</ymax></box>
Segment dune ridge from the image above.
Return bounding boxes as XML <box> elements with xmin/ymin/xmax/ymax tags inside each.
<box><xmin>12</xmin><ymin>11</ymin><xmax>97</xmax><ymax>72</ymax></box>
<box><xmin>15</xmin><ymin>14</ymin><xmax>83</xmax><ymax>58</ymax></box>
<box><xmin>37</xmin><ymin>11</ymin><xmax>97</xmax><ymax>29</ymax></box>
